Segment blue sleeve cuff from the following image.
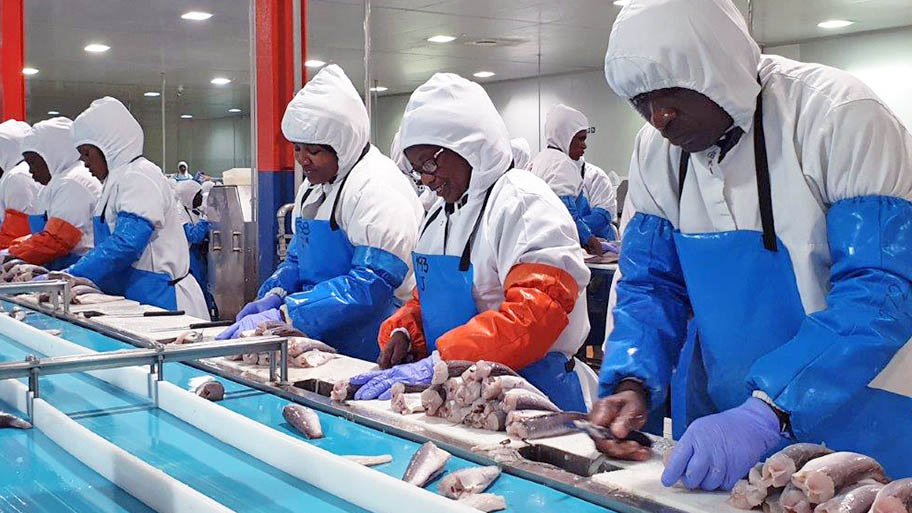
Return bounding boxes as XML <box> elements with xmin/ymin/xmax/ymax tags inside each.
<box><xmin>583</xmin><ymin>207</ymin><xmax>614</xmax><ymax>240</ymax></box>
<box><xmin>183</xmin><ymin>220</ymin><xmax>209</xmax><ymax>245</ymax></box>
<box><xmin>258</xmin><ymin>231</ymin><xmax>304</xmax><ymax>298</ymax></box>
<box><xmin>69</xmin><ymin>211</ymin><xmax>154</xmax><ymax>286</ymax></box>
<box><xmin>560</xmin><ymin>194</ymin><xmax>593</xmax><ymax>243</ymax></box>
<box><xmin>749</xmin><ymin>195</ymin><xmax>912</xmax><ymax>436</ymax></box>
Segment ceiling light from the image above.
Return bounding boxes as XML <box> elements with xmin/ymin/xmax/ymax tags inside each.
<box><xmin>613</xmin><ymin>0</ymin><xmax>629</xmax><ymax>5</ymax></box>
<box><xmin>181</xmin><ymin>11</ymin><xmax>212</xmax><ymax>21</ymax></box>
<box><xmin>370</xmin><ymin>86</ymin><xmax>388</xmax><ymax>92</ymax></box>
<box><xmin>144</xmin><ymin>91</ymin><xmax>161</xmax><ymax>97</ymax></box>
<box><xmin>47</xmin><ymin>111</ymin><xmax>60</xmax><ymax>116</ymax></box>
<box><xmin>473</xmin><ymin>71</ymin><xmax>496</xmax><ymax>78</ymax></box>
<box><xmin>228</xmin><ymin>108</ymin><xmax>242</xmax><ymax>113</ymax></box>
<box><xmin>210</xmin><ymin>77</ymin><xmax>231</xmax><ymax>85</ymax></box>
<box><xmin>427</xmin><ymin>35</ymin><xmax>456</xmax><ymax>43</ymax></box>
<box><xmin>817</xmin><ymin>19</ymin><xmax>854</xmax><ymax>29</ymax></box>
<box><xmin>305</xmin><ymin>59</ymin><xmax>326</xmax><ymax>68</ymax></box>
<box><xmin>22</xmin><ymin>67</ymin><xmax>39</xmax><ymax>76</ymax></box>
<box><xmin>84</xmin><ymin>43</ymin><xmax>110</xmax><ymax>53</ymax></box>
<box><xmin>181</xmin><ymin>114</ymin><xmax>193</xmax><ymax>119</ymax></box>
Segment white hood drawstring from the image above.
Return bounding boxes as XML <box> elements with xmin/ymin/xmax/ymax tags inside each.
<box><xmin>281</xmin><ymin>65</ymin><xmax>369</xmax><ymax>180</ymax></box>
<box><xmin>72</xmin><ymin>97</ymin><xmax>144</xmax><ymax>173</ymax></box>
<box><xmin>22</xmin><ymin>117</ymin><xmax>81</xmax><ymax>177</ymax></box>
<box><xmin>544</xmin><ymin>105</ymin><xmax>589</xmax><ymax>154</ymax></box>
<box><xmin>604</xmin><ymin>0</ymin><xmax>761</xmax><ymax>132</ymax></box>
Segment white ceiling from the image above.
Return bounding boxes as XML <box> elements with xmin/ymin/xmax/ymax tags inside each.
<box><xmin>23</xmin><ymin>0</ymin><xmax>912</xmax><ymax>122</ymax></box>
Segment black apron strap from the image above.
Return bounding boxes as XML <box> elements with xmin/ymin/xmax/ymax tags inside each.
<box><xmin>459</xmin><ymin>185</ymin><xmax>496</xmax><ymax>272</ymax></box>
<box><xmin>169</xmin><ymin>272</ymin><xmax>189</xmax><ymax>286</ymax></box>
<box><xmin>328</xmin><ymin>145</ymin><xmax>369</xmax><ymax>231</ymax></box>
<box><xmin>419</xmin><ymin>205</ymin><xmax>444</xmax><ymax>239</ymax></box>
<box><xmin>678</xmin><ymin>149</ymin><xmax>690</xmax><ymax>198</ymax></box>
<box><xmin>753</xmin><ymin>90</ymin><xmax>777</xmax><ymax>251</ymax></box>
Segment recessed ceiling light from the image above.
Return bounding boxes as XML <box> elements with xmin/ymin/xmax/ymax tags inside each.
<box><xmin>181</xmin><ymin>114</ymin><xmax>193</xmax><ymax>119</ymax></box>
<box><xmin>370</xmin><ymin>86</ymin><xmax>388</xmax><ymax>92</ymax></box>
<box><xmin>228</xmin><ymin>108</ymin><xmax>242</xmax><ymax>113</ymax></box>
<box><xmin>47</xmin><ymin>111</ymin><xmax>60</xmax><ymax>115</ymax></box>
<box><xmin>305</xmin><ymin>59</ymin><xmax>326</xmax><ymax>68</ymax></box>
<box><xmin>84</xmin><ymin>43</ymin><xmax>110</xmax><ymax>53</ymax></box>
<box><xmin>181</xmin><ymin>11</ymin><xmax>212</xmax><ymax>21</ymax></box>
<box><xmin>144</xmin><ymin>91</ymin><xmax>161</xmax><ymax>97</ymax></box>
<box><xmin>22</xmin><ymin>67</ymin><xmax>39</xmax><ymax>76</ymax></box>
<box><xmin>817</xmin><ymin>19</ymin><xmax>854</xmax><ymax>29</ymax></box>
<box><xmin>427</xmin><ymin>35</ymin><xmax>456</xmax><ymax>43</ymax></box>
<box><xmin>613</xmin><ymin>0</ymin><xmax>629</xmax><ymax>5</ymax></box>
<box><xmin>473</xmin><ymin>71</ymin><xmax>496</xmax><ymax>78</ymax></box>
<box><xmin>210</xmin><ymin>77</ymin><xmax>231</xmax><ymax>85</ymax></box>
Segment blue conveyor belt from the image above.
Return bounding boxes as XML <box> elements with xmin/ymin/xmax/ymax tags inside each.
<box><xmin>6</xmin><ymin>303</ymin><xmax>615</xmax><ymax>513</ymax></box>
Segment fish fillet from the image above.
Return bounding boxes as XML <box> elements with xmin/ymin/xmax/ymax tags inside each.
<box><xmin>403</xmin><ymin>441</ymin><xmax>451</xmax><ymax>487</ymax></box>
<box><xmin>762</xmin><ymin>443</ymin><xmax>834</xmax><ymax>488</ymax></box>
<box><xmin>439</xmin><ymin>466</ymin><xmax>501</xmax><ymax>499</ymax></box>
<box><xmin>457</xmin><ymin>493</ymin><xmax>507</xmax><ymax>512</ymax></box>
<box><xmin>870</xmin><ymin>478</ymin><xmax>912</xmax><ymax>513</ymax></box>
<box><xmin>791</xmin><ymin>452</ymin><xmax>888</xmax><ymax>504</ymax></box>
<box><xmin>283</xmin><ymin>404</ymin><xmax>323</xmax><ymax>439</ymax></box>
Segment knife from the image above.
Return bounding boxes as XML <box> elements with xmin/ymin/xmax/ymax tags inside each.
<box><xmin>82</xmin><ymin>310</ymin><xmax>186</xmax><ymax>319</ymax></box>
<box><xmin>144</xmin><ymin>319</ymin><xmax>234</xmax><ymax>333</ymax></box>
<box><xmin>571</xmin><ymin>420</ymin><xmax>653</xmax><ymax>447</ymax></box>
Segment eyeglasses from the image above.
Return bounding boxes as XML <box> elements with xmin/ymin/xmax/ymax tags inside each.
<box><xmin>411</xmin><ymin>147</ymin><xmax>444</xmax><ymax>178</ymax></box>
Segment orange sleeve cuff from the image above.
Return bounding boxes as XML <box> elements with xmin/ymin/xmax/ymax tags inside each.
<box><xmin>0</xmin><ymin>209</ymin><xmax>31</xmax><ymax>249</ymax></box>
<box><xmin>9</xmin><ymin>217</ymin><xmax>82</xmax><ymax>265</ymax></box>
<box><xmin>437</xmin><ymin>262</ymin><xmax>579</xmax><ymax>370</ymax></box>
<box><xmin>378</xmin><ymin>287</ymin><xmax>428</xmax><ymax>358</ymax></box>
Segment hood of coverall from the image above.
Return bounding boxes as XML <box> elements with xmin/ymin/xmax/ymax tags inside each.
<box><xmin>399</xmin><ymin>73</ymin><xmax>513</xmax><ymax>196</ymax></box>
<box><xmin>510</xmin><ymin>137</ymin><xmax>532</xmax><ymax>170</ymax></box>
<box><xmin>544</xmin><ymin>104</ymin><xmax>589</xmax><ymax>154</ymax></box>
<box><xmin>175</xmin><ymin>179</ymin><xmax>202</xmax><ymax>210</ymax></box>
<box><xmin>603</xmin><ymin>0</ymin><xmax>761</xmax><ymax>132</ymax></box>
<box><xmin>22</xmin><ymin>117</ymin><xmax>82</xmax><ymax>177</ymax></box>
<box><xmin>72</xmin><ymin>96</ymin><xmax>145</xmax><ymax>172</ymax></box>
<box><xmin>281</xmin><ymin>64</ymin><xmax>370</xmax><ymax>180</ymax></box>
<box><xmin>0</xmin><ymin>120</ymin><xmax>30</xmax><ymax>173</ymax></box>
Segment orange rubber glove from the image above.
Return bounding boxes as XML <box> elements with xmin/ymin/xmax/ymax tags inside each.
<box><xmin>436</xmin><ymin>262</ymin><xmax>579</xmax><ymax>370</ymax></box>
<box><xmin>9</xmin><ymin>217</ymin><xmax>82</xmax><ymax>265</ymax></box>
<box><xmin>0</xmin><ymin>209</ymin><xmax>31</xmax><ymax>249</ymax></box>
<box><xmin>378</xmin><ymin>287</ymin><xmax>427</xmax><ymax>357</ymax></box>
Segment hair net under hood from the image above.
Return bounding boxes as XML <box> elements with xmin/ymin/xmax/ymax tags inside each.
<box><xmin>175</xmin><ymin>180</ymin><xmax>202</xmax><ymax>210</ymax></box>
<box><xmin>510</xmin><ymin>137</ymin><xmax>532</xmax><ymax>170</ymax></box>
<box><xmin>544</xmin><ymin>104</ymin><xmax>589</xmax><ymax>154</ymax></box>
<box><xmin>0</xmin><ymin>120</ymin><xmax>30</xmax><ymax>173</ymax></box>
<box><xmin>22</xmin><ymin>117</ymin><xmax>81</xmax><ymax>177</ymax></box>
<box><xmin>604</xmin><ymin>0</ymin><xmax>761</xmax><ymax>132</ymax></box>
<box><xmin>399</xmin><ymin>73</ymin><xmax>512</xmax><ymax>196</ymax></box>
<box><xmin>72</xmin><ymin>97</ymin><xmax>144</xmax><ymax>172</ymax></box>
<box><xmin>281</xmin><ymin>65</ymin><xmax>369</xmax><ymax>179</ymax></box>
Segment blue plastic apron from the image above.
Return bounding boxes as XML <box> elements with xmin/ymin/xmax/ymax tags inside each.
<box><xmin>413</xmin><ymin>183</ymin><xmax>586</xmax><ymax>412</ymax></box>
<box><xmin>289</xmin><ymin>172</ymin><xmax>395</xmax><ymax>361</ymax></box>
<box><xmin>91</xmin><ymin>156</ymin><xmax>180</xmax><ymax>310</ymax></box>
<box><xmin>28</xmin><ymin>214</ymin><xmax>47</xmax><ymax>234</ymax></box>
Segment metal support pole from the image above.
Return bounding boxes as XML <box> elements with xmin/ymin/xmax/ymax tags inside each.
<box><xmin>156</xmin><ymin>354</ymin><xmax>164</xmax><ymax>381</ymax></box>
<box><xmin>280</xmin><ymin>340</ymin><xmax>289</xmax><ymax>384</ymax></box>
<box><xmin>362</xmin><ymin>0</ymin><xmax>372</xmax><ymax>121</ymax></box>
<box><xmin>161</xmin><ymin>73</ymin><xmax>167</xmax><ymax>171</ymax></box>
<box><xmin>28</xmin><ymin>368</ymin><xmax>39</xmax><ymax>399</ymax></box>
<box><xmin>62</xmin><ymin>281</ymin><xmax>70</xmax><ymax>315</ymax></box>
<box><xmin>269</xmin><ymin>352</ymin><xmax>277</xmax><ymax>383</ymax></box>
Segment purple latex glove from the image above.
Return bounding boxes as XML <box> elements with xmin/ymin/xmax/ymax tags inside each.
<box><xmin>349</xmin><ymin>354</ymin><xmax>438</xmax><ymax>401</ymax></box>
<box><xmin>217</xmin><ymin>308</ymin><xmax>284</xmax><ymax>340</ymax></box>
<box><xmin>31</xmin><ymin>274</ymin><xmax>49</xmax><ymax>282</ymax></box>
<box><xmin>661</xmin><ymin>398</ymin><xmax>784</xmax><ymax>491</ymax></box>
<box><xmin>235</xmin><ymin>294</ymin><xmax>284</xmax><ymax>321</ymax></box>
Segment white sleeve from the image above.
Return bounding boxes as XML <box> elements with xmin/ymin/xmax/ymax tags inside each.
<box><xmin>585</xmin><ymin>168</ymin><xmax>618</xmax><ymax>220</ymax></box>
<box><xmin>3</xmin><ymin>172</ymin><xmax>41</xmax><ymax>214</ymax></box>
<box><xmin>47</xmin><ymin>179</ymin><xmax>95</xmax><ymax>229</ymax></box>
<box><xmin>114</xmin><ymin>169</ymin><xmax>167</xmax><ymax>228</ymax></box>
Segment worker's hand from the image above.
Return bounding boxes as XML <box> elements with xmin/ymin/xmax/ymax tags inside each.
<box><xmin>661</xmin><ymin>398</ymin><xmax>784</xmax><ymax>491</ymax></box>
<box><xmin>236</xmin><ymin>294</ymin><xmax>284</xmax><ymax>321</ymax></box>
<box><xmin>378</xmin><ymin>331</ymin><xmax>410</xmax><ymax>369</ymax></box>
<box><xmin>217</xmin><ymin>308</ymin><xmax>285</xmax><ymax>340</ymax></box>
<box><xmin>589</xmin><ymin>380</ymin><xmax>651</xmax><ymax>461</ymax></box>
<box><xmin>586</xmin><ymin>235</ymin><xmax>605</xmax><ymax>256</ymax></box>
<box><xmin>349</xmin><ymin>354</ymin><xmax>437</xmax><ymax>401</ymax></box>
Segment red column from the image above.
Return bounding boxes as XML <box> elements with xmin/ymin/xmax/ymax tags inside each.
<box><xmin>255</xmin><ymin>0</ymin><xmax>307</xmax><ymax>284</ymax></box>
<box><xmin>0</xmin><ymin>0</ymin><xmax>26</xmax><ymax>120</ymax></box>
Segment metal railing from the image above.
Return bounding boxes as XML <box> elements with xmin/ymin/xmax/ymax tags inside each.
<box><xmin>0</xmin><ymin>280</ymin><xmax>70</xmax><ymax>314</ymax></box>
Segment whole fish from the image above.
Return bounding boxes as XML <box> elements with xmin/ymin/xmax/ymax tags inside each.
<box><xmin>814</xmin><ymin>483</ymin><xmax>882</xmax><ymax>513</ymax></box>
<box><xmin>762</xmin><ymin>443</ymin><xmax>834</xmax><ymax>487</ymax></box>
<box><xmin>403</xmin><ymin>441</ymin><xmax>451</xmax><ymax>487</ymax></box>
<box><xmin>439</xmin><ymin>466</ymin><xmax>501</xmax><ymax>499</ymax></box>
<box><xmin>502</xmin><ymin>388</ymin><xmax>559</xmax><ymax>413</ymax></box>
<box><xmin>174</xmin><ymin>330</ymin><xmax>203</xmax><ymax>345</ymax></box>
<box><xmin>287</xmin><ymin>338</ymin><xmax>337</xmax><ymax>358</ymax></box>
<box><xmin>481</xmin><ymin>402</ymin><xmax>507</xmax><ymax>431</ymax></box>
<box><xmin>0</xmin><ymin>412</ymin><xmax>32</xmax><ymax>429</ymax></box>
<box><xmin>255</xmin><ymin>321</ymin><xmax>307</xmax><ymax>338</ymax></box>
<box><xmin>457</xmin><ymin>493</ymin><xmax>507</xmax><ymax>512</ymax></box>
<box><xmin>1</xmin><ymin>259</ymin><xmax>24</xmax><ymax>275</ymax></box>
<box><xmin>283</xmin><ymin>404</ymin><xmax>323</xmax><ymax>439</ymax></box>
<box><xmin>242</xmin><ymin>353</ymin><xmax>260</xmax><ymax>365</ymax></box>
<box><xmin>461</xmin><ymin>361</ymin><xmax>519</xmax><ymax>382</ymax></box>
<box><xmin>292</xmin><ymin>349</ymin><xmax>336</xmax><ymax>368</ymax></box>
<box><xmin>191</xmin><ymin>377</ymin><xmax>225</xmax><ymax>401</ymax></box>
<box><xmin>505</xmin><ymin>411</ymin><xmax>585</xmax><ymax>440</ymax></box>
<box><xmin>343</xmin><ymin>454</ymin><xmax>393</xmax><ymax>467</ymax></box>
<box><xmin>870</xmin><ymin>478</ymin><xmax>912</xmax><ymax>513</ymax></box>
<box><xmin>791</xmin><ymin>452</ymin><xmax>889</xmax><ymax>504</ymax></box>
<box><xmin>72</xmin><ymin>293</ymin><xmax>122</xmax><ymax>305</ymax></box>
<box><xmin>45</xmin><ymin>271</ymin><xmax>97</xmax><ymax>289</ymax></box>
<box><xmin>70</xmin><ymin>284</ymin><xmax>102</xmax><ymax>296</ymax></box>
<box><xmin>331</xmin><ymin>379</ymin><xmax>428</xmax><ymax>402</ymax></box>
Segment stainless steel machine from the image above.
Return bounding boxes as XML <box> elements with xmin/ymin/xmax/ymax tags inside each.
<box><xmin>206</xmin><ymin>184</ymin><xmax>258</xmax><ymax>320</ymax></box>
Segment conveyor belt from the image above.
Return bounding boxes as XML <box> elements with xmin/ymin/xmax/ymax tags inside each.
<box><xmin>1</xmin><ymin>302</ymin><xmax>617</xmax><ymax>513</ymax></box>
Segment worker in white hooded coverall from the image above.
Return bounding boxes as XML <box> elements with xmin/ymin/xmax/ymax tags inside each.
<box><xmin>579</xmin><ymin>158</ymin><xmax>619</xmax><ymax>240</ymax></box>
<box><xmin>510</xmin><ymin>137</ymin><xmax>532</xmax><ymax>170</ymax></box>
<box><xmin>390</xmin><ymin>130</ymin><xmax>436</xmax><ymax>212</ymax></box>
<box><xmin>529</xmin><ymin>104</ymin><xmax>614</xmax><ymax>253</ymax></box>
<box><xmin>174</xmin><ymin>161</ymin><xmax>192</xmax><ymax>182</ymax></box>
<box><xmin>9</xmin><ymin>117</ymin><xmax>101</xmax><ymax>269</ymax></box>
<box><xmin>218</xmin><ymin>65</ymin><xmax>423</xmax><ymax>361</ymax></box>
<box><xmin>0</xmin><ymin>120</ymin><xmax>43</xmax><ymax>249</ymax></box>
<box><xmin>591</xmin><ymin>0</ymin><xmax>912</xmax><ymax>486</ymax></box>
<box><xmin>175</xmin><ymin>180</ymin><xmax>216</xmax><ymax>318</ymax></box>
<box><xmin>347</xmin><ymin>73</ymin><xmax>598</xmax><ymax>412</ymax></box>
<box><xmin>62</xmin><ymin>97</ymin><xmax>209</xmax><ymax>319</ymax></box>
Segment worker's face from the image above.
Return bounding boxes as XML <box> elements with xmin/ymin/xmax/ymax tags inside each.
<box><xmin>294</xmin><ymin>143</ymin><xmax>339</xmax><ymax>185</ymax></box>
<box><xmin>631</xmin><ymin>87</ymin><xmax>734</xmax><ymax>153</ymax></box>
<box><xmin>192</xmin><ymin>191</ymin><xmax>203</xmax><ymax>209</ymax></box>
<box><xmin>78</xmin><ymin>144</ymin><xmax>108</xmax><ymax>181</ymax></box>
<box><xmin>568</xmin><ymin>130</ymin><xmax>587</xmax><ymax>161</ymax></box>
<box><xmin>404</xmin><ymin>145</ymin><xmax>472</xmax><ymax>204</ymax></box>
<box><xmin>23</xmin><ymin>151</ymin><xmax>52</xmax><ymax>186</ymax></box>
<box><xmin>179</xmin><ymin>164</ymin><xmax>188</xmax><ymax>174</ymax></box>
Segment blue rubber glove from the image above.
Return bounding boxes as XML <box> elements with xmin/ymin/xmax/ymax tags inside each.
<box><xmin>350</xmin><ymin>354</ymin><xmax>438</xmax><ymax>401</ymax></box>
<box><xmin>235</xmin><ymin>294</ymin><xmax>284</xmax><ymax>322</ymax></box>
<box><xmin>217</xmin><ymin>308</ymin><xmax>284</xmax><ymax>340</ymax></box>
<box><xmin>661</xmin><ymin>398</ymin><xmax>784</xmax><ymax>491</ymax></box>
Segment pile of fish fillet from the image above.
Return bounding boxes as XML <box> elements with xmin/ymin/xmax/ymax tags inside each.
<box><xmin>727</xmin><ymin>443</ymin><xmax>911</xmax><ymax>513</ymax></box>
<box><xmin>0</xmin><ymin>260</ymin><xmax>122</xmax><ymax>305</ymax></box>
